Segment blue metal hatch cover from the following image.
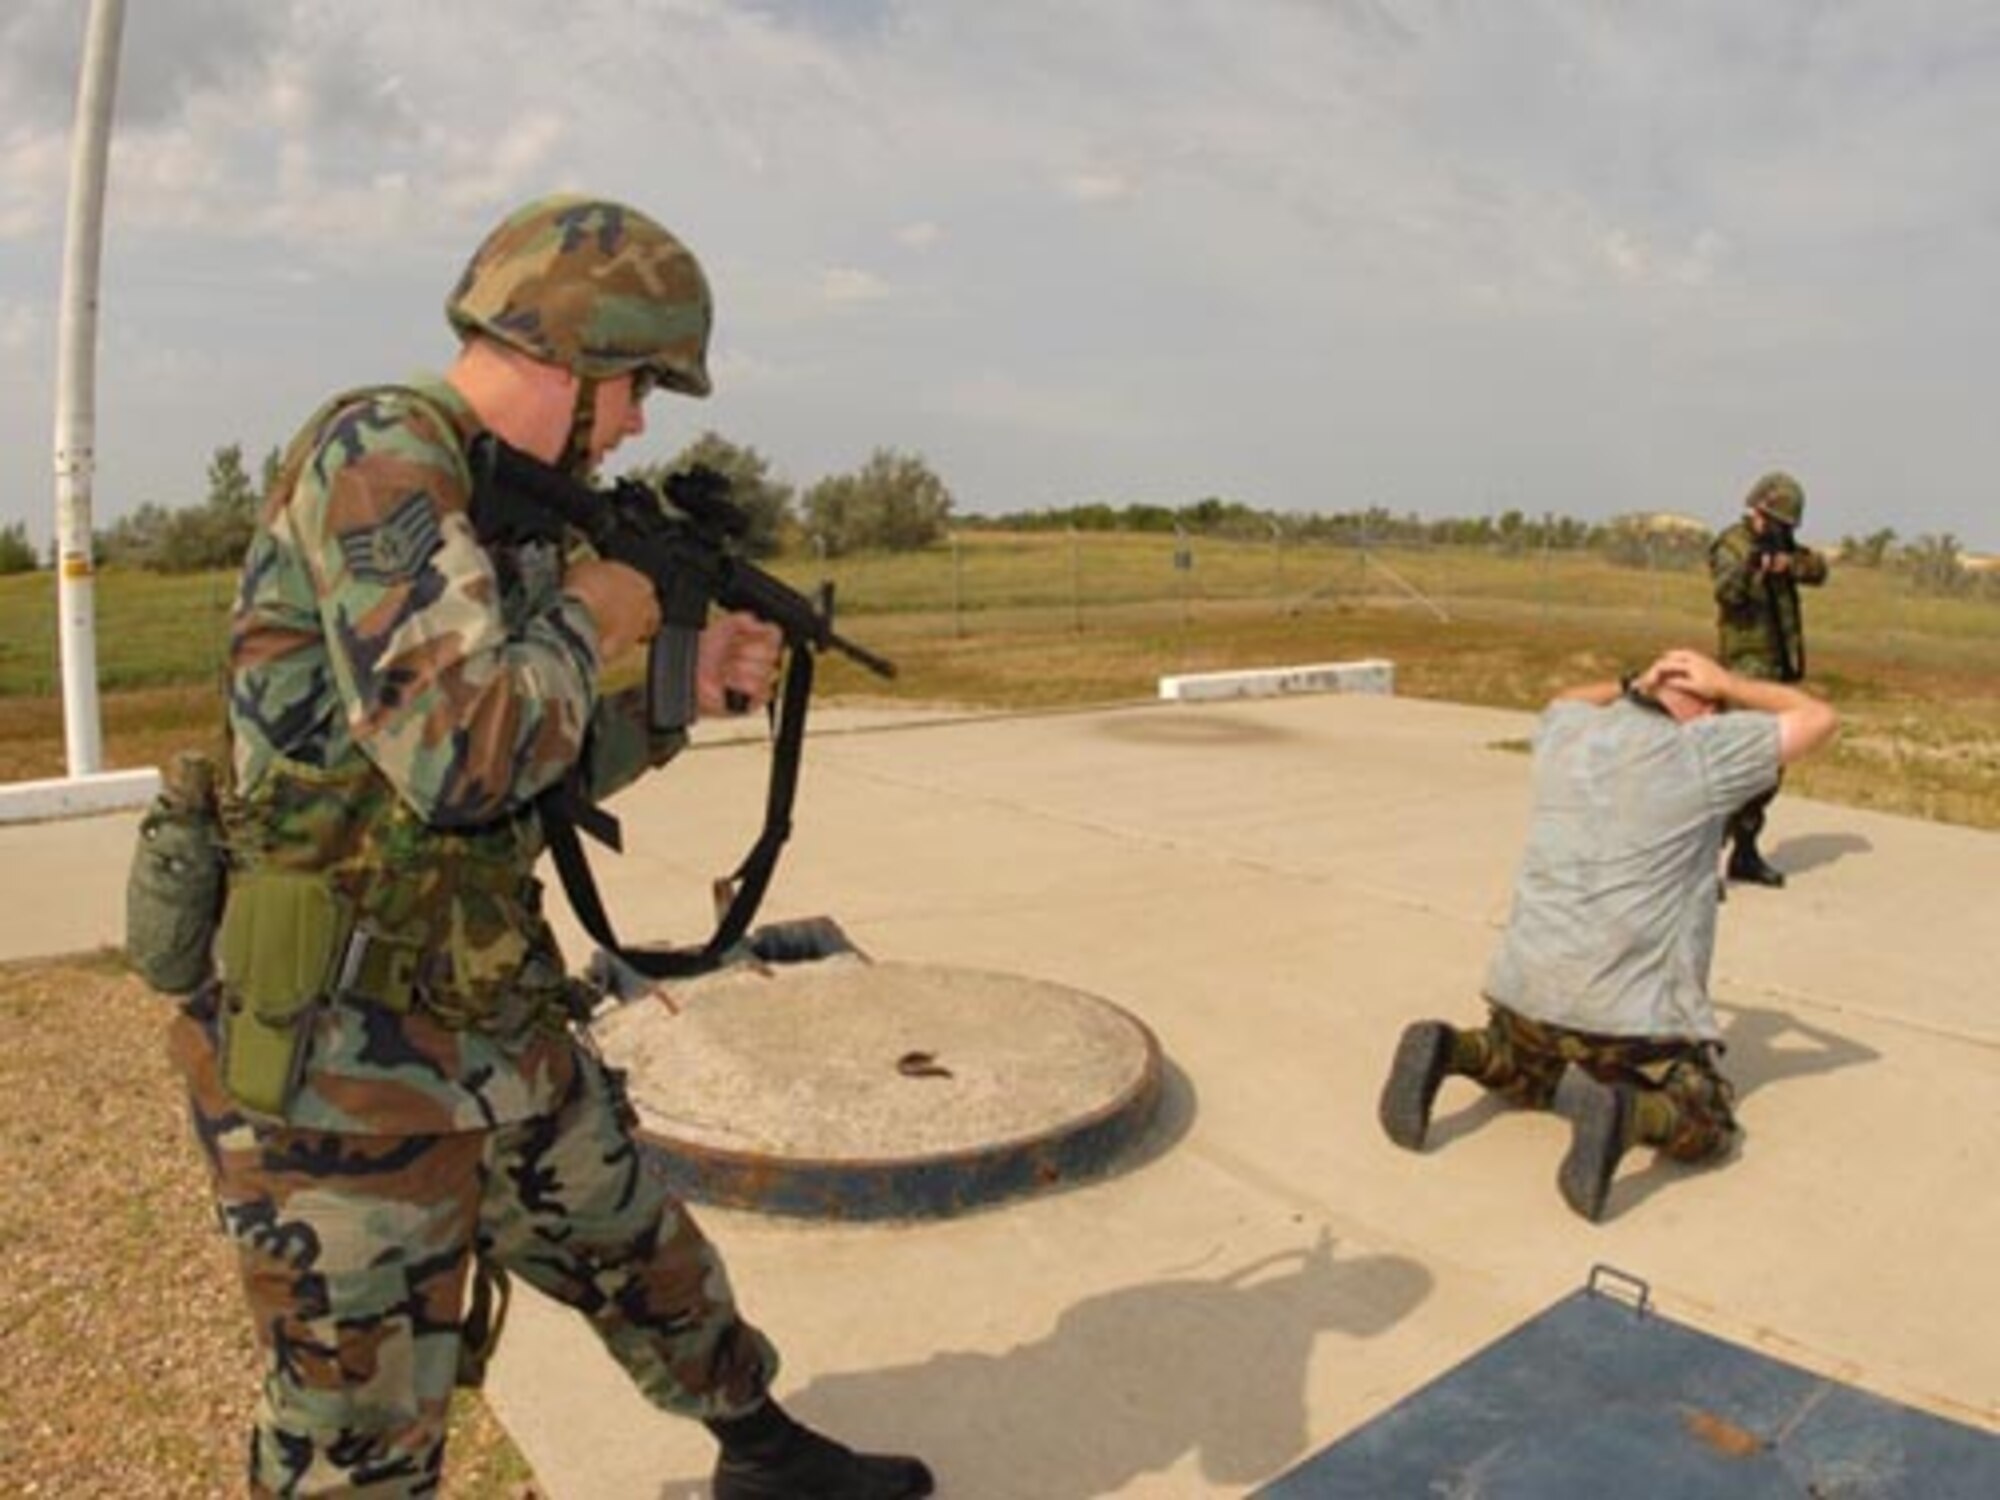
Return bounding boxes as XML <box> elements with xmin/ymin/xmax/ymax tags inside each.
<box><xmin>1261</xmin><ymin>1268</ymin><xmax>1999</xmax><ymax>1499</ymax></box>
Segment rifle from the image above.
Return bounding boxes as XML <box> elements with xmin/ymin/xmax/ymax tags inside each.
<box><xmin>1751</xmin><ymin>520</ymin><xmax>1799</xmax><ymax>574</ymax></box>
<box><xmin>1747</xmin><ymin>521</ymin><xmax>1805</xmax><ymax>683</ymax></box>
<box><xmin>468</xmin><ymin>434</ymin><xmax>894</xmax><ymax>732</ymax></box>
<box><xmin>467</xmin><ymin>432</ymin><xmax>896</xmax><ymax>979</ymax></box>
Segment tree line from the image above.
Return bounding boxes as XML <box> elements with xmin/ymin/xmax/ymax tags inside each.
<box><xmin>0</xmin><ymin>434</ymin><xmax>1990</xmax><ymax>599</ymax></box>
<box><xmin>967</xmin><ymin>498</ymin><xmax>1992</xmax><ymax>594</ymax></box>
<box><xmin>11</xmin><ymin>432</ymin><xmax>953</xmax><ymax>575</ymax></box>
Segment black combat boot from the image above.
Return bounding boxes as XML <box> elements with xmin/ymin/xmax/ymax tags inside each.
<box><xmin>708</xmin><ymin>1400</ymin><xmax>934</xmax><ymax>1500</ymax></box>
<box><xmin>1726</xmin><ymin>832</ymin><xmax>1786</xmax><ymax>888</ymax></box>
<box><xmin>1553</xmin><ymin>1066</ymin><xmax>1632</xmax><ymax>1224</ymax></box>
<box><xmin>1378</xmin><ymin>1021</ymin><xmax>1455</xmax><ymax>1151</ymax></box>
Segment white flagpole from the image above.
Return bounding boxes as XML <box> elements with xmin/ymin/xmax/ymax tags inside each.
<box><xmin>52</xmin><ymin>0</ymin><xmax>128</xmax><ymax>776</ymax></box>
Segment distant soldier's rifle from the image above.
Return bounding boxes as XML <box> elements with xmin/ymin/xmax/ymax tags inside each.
<box><xmin>1752</xmin><ymin>520</ymin><xmax>1799</xmax><ymax>572</ymax></box>
<box><xmin>469</xmin><ymin>432</ymin><xmax>897</xmax><ymax>980</ymax></box>
<box><xmin>1749</xmin><ymin>521</ymin><xmax>1805</xmax><ymax>681</ymax></box>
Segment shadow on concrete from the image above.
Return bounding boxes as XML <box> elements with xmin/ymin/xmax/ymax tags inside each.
<box><xmin>1091</xmin><ymin>711</ymin><xmax>1302</xmax><ymax>749</ymax></box>
<box><xmin>1112</xmin><ymin>1055</ymin><xmax>1199</xmax><ymax>1177</ymax></box>
<box><xmin>1607</xmin><ymin>1001</ymin><xmax>1879</xmax><ymax>1219</ymax></box>
<box><xmin>1602</xmin><ymin>1138</ymin><xmax>1738</xmax><ymax>1220</ymax></box>
<box><xmin>1714</xmin><ymin>1000</ymin><xmax>1880</xmax><ymax>1104</ymax></box>
<box><xmin>1771</xmin><ymin>831</ymin><xmax>1873</xmax><ymax>876</ymax></box>
<box><xmin>1424</xmin><ymin>1089</ymin><xmax>1509</xmax><ymax>1149</ymax></box>
<box><xmin>668</xmin><ymin>1230</ymin><xmax>1430</xmax><ymax>1500</ymax></box>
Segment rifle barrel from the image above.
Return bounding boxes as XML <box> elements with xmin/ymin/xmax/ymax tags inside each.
<box><xmin>827</xmin><ymin>633</ymin><xmax>898</xmax><ymax>680</ymax></box>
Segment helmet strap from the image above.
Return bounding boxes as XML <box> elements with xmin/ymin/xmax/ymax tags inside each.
<box><xmin>560</xmin><ymin>374</ymin><xmax>601</xmax><ymax>477</ymax></box>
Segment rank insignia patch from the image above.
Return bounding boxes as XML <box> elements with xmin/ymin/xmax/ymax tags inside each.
<box><xmin>341</xmin><ymin>492</ymin><xmax>443</xmax><ymax>584</ymax></box>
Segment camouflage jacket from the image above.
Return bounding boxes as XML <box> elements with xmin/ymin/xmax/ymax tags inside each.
<box><xmin>1709</xmin><ymin>519</ymin><xmax>1828</xmax><ymax>682</ymax></box>
<box><xmin>220</xmin><ymin>379</ymin><xmax>680</xmax><ymax>1132</ymax></box>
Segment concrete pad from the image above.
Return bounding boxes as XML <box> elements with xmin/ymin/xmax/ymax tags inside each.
<box><xmin>0</xmin><ymin>767</ymin><xmax>159</xmax><ymax>825</ymax></box>
<box><xmin>474</xmin><ymin>694</ymin><xmax>1997</xmax><ymax>1497</ymax></box>
<box><xmin>0</xmin><ymin>802</ymin><xmax>149</xmax><ymax>960</ymax></box>
<box><xmin>0</xmin><ymin>693</ymin><xmax>1993</xmax><ymax>1496</ymax></box>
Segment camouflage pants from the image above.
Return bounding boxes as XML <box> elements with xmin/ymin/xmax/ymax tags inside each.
<box><xmin>1469</xmin><ymin>1003</ymin><xmax>1738</xmax><ymax>1162</ymax></box>
<box><xmin>1727</xmin><ymin>778</ymin><xmax>1781</xmax><ymax>850</ymax></box>
<box><xmin>172</xmin><ymin>1013</ymin><xmax>777</xmax><ymax>1497</ymax></box>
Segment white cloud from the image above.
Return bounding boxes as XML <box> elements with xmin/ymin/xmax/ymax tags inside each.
<box><xmin>1060</xmin><ymin>170</ymin><xmax>1135</xmax><ymax>205</ymax></box>
<box><xmin>821</xmin><ymin>266</ymin><xmax>891</xmax><ymax>305</ymax></box>
<box><xmin>0</xmin><ymin>299</ymin><xmax>41</xmax><ymax>355</ymax></box>
<box><xmin>1594</xmin><ymin>223</ymin><xmax>1729</xmax><ymax>291</ymax></box>
<box><xmin>0</xmin><ymin>127</ymin><xmax>67</xmax><ymax>240</ymax></box>
<box><xmin>925</xmin><ymin>368</ymin><xmax>1143</xmax><ymax>441</ymax></box>
<box><xmin>3</xmin><ymin>1</ymin><xmax>1999</xmax><ymax>549</ymax></box>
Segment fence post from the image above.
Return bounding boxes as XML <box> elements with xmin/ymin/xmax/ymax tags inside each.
<box><xmin>950</xmin><ymin>532</ymin><xmax>964</xmax><ymax>638</ymax></box>
<box><xmin>1068</xmin><ymin>526</ymin><xmax>1082</xmax><ymax>633</ymax></box>
<box><xmin>1539</xmin><ymin>514</ymin><xmax>1554</xmax><ymax>630</ymax></box>
<box><xmin>1174</xmin><ymin>523</ymin><xmax>1192</xmax><ymax>629</ymax></box>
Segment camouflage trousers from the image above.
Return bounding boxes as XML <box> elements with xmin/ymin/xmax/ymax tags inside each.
<box><xmin>171</xmin><ymin>1011</ymin><xmax>777</xmax><ymax>1497</ymax></box>
<box><xmin>1727</xmin><ymin>778</ymin><xmax>1781</xmax><ymax>850</ymax></box>
<box><xmin>1466</xmin><ymin>1003</ymin><xmax>1738</xmax><ymax>1162</ymax></box>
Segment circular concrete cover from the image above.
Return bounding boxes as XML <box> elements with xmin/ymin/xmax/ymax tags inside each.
<box><xmin>593</xmin><ymin>956</ymin><xmax>1164</xmax><ymax>1219</ymax></box>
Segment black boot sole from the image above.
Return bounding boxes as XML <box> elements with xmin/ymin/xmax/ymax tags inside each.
<box><xmin>1728</xmin><ymin>863</ymin><xmax>1787</xmax><ymax>888</ymax></box>
<box><xmin>1379</xmin><ymin>1021</ymin><xmax>1453</xmax><ymax>1151</ymax></box>
<box><xmin>1554</xmin><ymin>1067</ymin><xmax>1630</xmax><ymax>1223</ymax></box>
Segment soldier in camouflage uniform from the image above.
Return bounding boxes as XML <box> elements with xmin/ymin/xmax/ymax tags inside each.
<box><xmin>170</xmin><ymin>195</ymin><xmax>934</xmax><ymax>1499</ymax></box>
<box><xmin>1709</xmin><ymin>471</ymin><xmax>1830</xmax><ymax>887</ymax></box>
<box><xmin>1377</xmin><ymin>648</ymin><xmax>1838</xmax><ymax>1221</ymax></box>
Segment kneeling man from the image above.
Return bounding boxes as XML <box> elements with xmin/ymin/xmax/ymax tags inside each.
<box><xmin>1378</xmin><ymin>649</ymin><xmax>1837</xmax><ymax>1220</ymax></box>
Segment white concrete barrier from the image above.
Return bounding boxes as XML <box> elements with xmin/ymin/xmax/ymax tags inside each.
<box><xmin>1158</xmin><ymin>658</ymin><xmax>1395</xmax><ymax>702</ymax></box>
<box><xmin>0</xmin><ymin>768</ymin><xmax>161</xmax><ymax>825</ymax></box>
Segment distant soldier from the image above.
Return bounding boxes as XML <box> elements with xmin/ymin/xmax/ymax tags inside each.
<box><xmin>1377</xmin><ymin>649</ymin><xmax>1838</xmax><ymax>1221</ymax></box>
<box><xmin>1708</xmin><ymin>470</ymin><xmax>1830</xmax><ymax>886</ymax></box>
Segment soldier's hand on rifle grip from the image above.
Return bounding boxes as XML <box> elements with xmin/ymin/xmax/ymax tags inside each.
<box><xmin>698</xmin><ymin>611</ymin><xmax>783</xmax><ymax>716</ymax></box>
<box><xmin>564</xmin><ymin>559</ymin><xmax>662</xmax><ymax>663</ymax></box>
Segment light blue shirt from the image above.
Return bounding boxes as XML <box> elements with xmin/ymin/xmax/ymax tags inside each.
<box><xmin>1483</xmin><ymin>698</ymin><xmax>1782</xmax><ymax>1041</ymax></box>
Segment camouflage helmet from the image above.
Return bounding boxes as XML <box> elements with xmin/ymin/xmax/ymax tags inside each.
<box><xmin>445</xmin><ymin>194</ymin><xmax>713</xmax><ymax>396</ymax></box>
<box><xmin>1744</xmin><ymin>470</ymin><xmax>1805</xmax><ymax>527</ymax></box>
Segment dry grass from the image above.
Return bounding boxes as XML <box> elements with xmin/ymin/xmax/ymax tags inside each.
<box><xmin>822</xmin><ymin>597</ymin><xmax>2000</xmax><ymax>832</ymax></box>
<box><xmin>0</xmin><ymin>953</ymin><xmax>540</xmax><ymax>1498</ymax></box>
<box><xmin>7</xmin><ymin>543</ymin><xmax>1999</xmax><ymax>831</ymax></box>
<box><xmin>5</xmin><ymin>595</ymin><xmax>1997</xmax><ymax>832</ymax></box>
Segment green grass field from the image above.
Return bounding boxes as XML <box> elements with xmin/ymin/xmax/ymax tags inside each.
<box><xmin>4</xmin><ymin>533</ymin><xmax>1997</xmax><ymax>827</ymax></box>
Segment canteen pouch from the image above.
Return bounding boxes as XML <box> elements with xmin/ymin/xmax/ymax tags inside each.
<box><xmin>216</xmin><ymin>870</ymin><xmax>352</xmax><ymax>1119</ymax></box>
<box><xmin>124</xmin><ymin>751</ymin><xmax>227</xmax><ymax>995</ymax></box>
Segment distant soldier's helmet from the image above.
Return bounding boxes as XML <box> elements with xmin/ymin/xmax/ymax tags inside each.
<box><xmin>1744</xmin><ymin>471</ymin><xmax>1805</xmax><ymax>527</ymax></box>
<box><xmin>445</xmin><ymin>194</ymin><xmax>713</xmax><ymax>397</ymax></box>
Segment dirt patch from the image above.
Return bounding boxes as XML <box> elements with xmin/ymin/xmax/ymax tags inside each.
<box><xmin>0</xmin><ymin>954</ymin><xmax>538</xmax><ymax>1497</ymax></box>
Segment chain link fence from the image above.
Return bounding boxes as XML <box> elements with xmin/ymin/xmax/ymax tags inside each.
<box><xmin>796</xmin><ymin>531</ymin><xmax>2000</xmax><ymax>674</ymax></box>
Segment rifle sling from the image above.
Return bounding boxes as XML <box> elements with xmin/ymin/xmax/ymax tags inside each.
<box><xmin>539</xmin><ymin>643</ymin><xmax>816</xmax><ymax>981</ymax></box>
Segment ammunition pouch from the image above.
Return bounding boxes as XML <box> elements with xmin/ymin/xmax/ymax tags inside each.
<box><xmin>216</xmin><ymin>870</ymin><xmax>353</xmax><ymax>1119</ymax></box>
<box><xmin>220</xmin><ymin>751</ymin><xmax>576</xmax><ymax>1068</ymax></box>
<box><xmin>124</xmin><ymin>752</ymin><xmax>228</xmax><ymax>995</ymax></box>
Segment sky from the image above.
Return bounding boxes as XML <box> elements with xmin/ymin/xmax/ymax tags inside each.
<box><xmin>3</xmin><ymin>0</ymin><xmax>1998</xmax><ymax>557</ymax></box>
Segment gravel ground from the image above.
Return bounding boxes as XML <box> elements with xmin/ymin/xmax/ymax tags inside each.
<box><xmin>0</xmin><ymin>953</ymin><xmax>539</xmax><ymax>1497</ymax></box>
